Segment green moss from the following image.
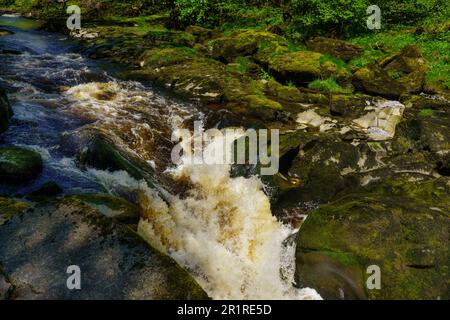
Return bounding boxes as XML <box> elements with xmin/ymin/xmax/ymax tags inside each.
<box><xmin>245</xmin><ymin>94</ymin><xmax>283</xmax><ymax>110</ymax></box>
<box><xmin>308</xmin><ymin>78</ymin><xmax>352</xmax><ymax>93</ymax></box>
<box><xmin>0</xmin><ymin>147</ymin><xmax>43</xmax><ymax>183</ymax></box>
<box><xmin>70</xmin><ymin>194</ymin><xmax>138</xmax><ymax>224</ymax></box>
<box><xmin>0</xmin><ymin>197</ymin><xmax>31</xmax><ymax>225</ymax></box>
<box><xmin>418</xmin><ymin>108</ymin><xmax>435</xmax><ymax>117</ymax></box>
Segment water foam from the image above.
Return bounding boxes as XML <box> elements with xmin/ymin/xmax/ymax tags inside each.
<box><xmin>92</xmin><ymin>130</ymin><xmax>322</xmax><ymax>300</ymax></box>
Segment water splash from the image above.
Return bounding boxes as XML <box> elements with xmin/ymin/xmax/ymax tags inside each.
<box><xmin>92</xmin><ymin>130</ymin><xmax>322</xmax><ymax>300</ymax></box>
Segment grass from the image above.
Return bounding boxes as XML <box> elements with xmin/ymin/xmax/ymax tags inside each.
<box><xmin>348</xmin><ymin>24</ymin><xmax>450</xmax><ymax>91</ymax></box>
<box><xmin>418</xmin><ymin>108</ymin><xmax>434</xmax><ymax>117</ymax></box>
<box><xmin>308</xmin><ymin>78</ymin><xmax>352</xmax><ymax>94</ymax></box>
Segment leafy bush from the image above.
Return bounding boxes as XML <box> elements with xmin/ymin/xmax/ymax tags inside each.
<box><xmin>286</xmin><ymin>0</ymin><xmax>370</xmax><ymax>37</ymax></box>
<box><xmin>376</xmin><ymin>0</ymin><xmax>450</xmax><ymax>25</ymax></box>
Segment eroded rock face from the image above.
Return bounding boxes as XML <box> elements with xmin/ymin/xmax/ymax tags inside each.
<box><xmin>353</xmin><ymin>45</ymin><xmax>429</xmax><ymax>99</ymax></box>
<box><xmin>296</xmin><ymin>178</ymin><xmax>450</xmax><ymax>300</ymax></box>
<box><xmin>0</xmin><ymin>198</ymin><xmax>209</xmax><ymax>300</ymax></box>
<box><xmin>307</xmin><ymin>36</ymin><xmax>363</xmax><ymax>62</ymax></box>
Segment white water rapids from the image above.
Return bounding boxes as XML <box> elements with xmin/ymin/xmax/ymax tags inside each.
<box><xmin>65</xmin><ymin>81</ymin><xmax>322</xmax><ymax>300</ymax></box>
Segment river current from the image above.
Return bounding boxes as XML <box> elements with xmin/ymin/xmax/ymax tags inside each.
<box><xmin>0</xmin><ymin>14</ymin><xmax>321</xmax><ymax>300</ymax></box>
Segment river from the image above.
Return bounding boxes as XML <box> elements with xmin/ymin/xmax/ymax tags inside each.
<box><xmin>0</xmin><ymin>14</ymin><xmax>321</xmax><ymax>300</ymax></box>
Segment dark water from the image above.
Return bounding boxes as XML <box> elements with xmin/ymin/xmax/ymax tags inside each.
<box><xmin>0</xmin><ymin>14</ymin><xmax>200</xmax><ymax>196</ymax></box>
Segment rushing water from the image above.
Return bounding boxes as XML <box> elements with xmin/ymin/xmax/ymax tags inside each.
<box><xmin>0</xmin><ymin>15</ymin><xmax>321</xmax><ymax>300</ymax></box>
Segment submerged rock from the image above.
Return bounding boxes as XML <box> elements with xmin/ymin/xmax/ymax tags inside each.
<box><xmin>0</xmin><ymin>29</ymin><xmax>14</xmax><ymax>37</ymax></box>
<box><xmin>0</xmin><ymin>147</ymin><xmax>43</xmax><ymax>184</ymax></box>
<box><xmin>0</xmin><ymin>88</ymin><xmax>13</xmax><ymax>134</ymax></box>
<box><xmin>296</xmin><ymin>178</ymin><xmax>450</xmax><ymax>300</ymax></box>
<box><xmin>0</xmin><ymin>198</ymin><xmax>209</xmax><ymax>299</ymax></box>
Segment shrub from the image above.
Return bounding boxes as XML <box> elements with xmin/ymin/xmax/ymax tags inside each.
<box><xmin>286</xmin><ymin>0</ymin><xmax>370</xmax><ymax>38</ymax></box>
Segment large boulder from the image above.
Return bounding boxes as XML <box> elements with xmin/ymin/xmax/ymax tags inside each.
<box><xmin>296</xmin><ymin>178</ymin><xmax>450</xmax><ymax>300</ymax></box>
<box><xmin>0</xmin><ymin>88</ymin><xmax>13</xmax><ymax>134</ymax></box>
<box><xmin>307</xmin><ymin>37</ymin><xmax>363</xmax><ymax>62</ymax></box>
<box><xmin>0</xmin><ymin>198</ymin><xmax>209</xmax><ymax>300</ymax></box>
<box><xmin>393</xmin><ymin>95</ymin><xmax>450</xmax><ymax>174</ymax></box>
<box><xmin>268</xmin><ymin>51</ymin><xmax>351</xmax><ymax>86</ymax></box>
<box><xmin>353</xmin><ymin>45</ymin><xmax>429</xmax><ymax>99</ymax></box>
<box><xmin>278</xmin><ymin>136</ymin><xmax>380</xmax><ymax>206</ymax></box>
<box><xmin>0</xmin><ymin>147</ymin><xmax>43</xmax><ymax>184</ymax></box>
<box><xmin>211</xmin><ymin>30</ymin><xmax>287</xmax><ymax>64</ymax></box>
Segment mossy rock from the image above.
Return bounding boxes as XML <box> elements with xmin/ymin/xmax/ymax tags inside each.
<box><xmin>296</xmin><ymin>178</ymin><xmax>450</xmax><ymax>300</ymax></box>
<box><xmin>268</xmin><ymin>51</ymin><xmax>349</xmax><ymax>86</ymax></box>
<box><xmin>0</xmin><ymin>88</ymin><xmax>13</xmax><ymax>134</ymax></box>
<box><xmin>211</xmin><ymin>30</ymin><xmax>287</xmax><ymax>64</ymax></box>
<box><xmin>0</xmin><ymin>197</ymin><xmax>31</xmax><ymax>226</ymax></box>
<box><xmin>145</xmin><ymin>29</ymin><xmax>196</xmax><ymax>47</ymax></box>
<box><xmin>353</xmin><ymin>45</ymin><xmax>429</xmax><ymax>99</ymax></box>
<box><xmin>0</xmin><ymin>198</ymin><xmax>209</xmax><ymax>299</ymax></box>
<box><xmin>77</xmin><ymin>130</ymin><xmax>144</xmax><ymax>180</ymax></box>
<box><xmin>264</xmin><ymin>79</ymin><xmax>329</xmax><ymax>105</ymax></box>
<box><xmin>70</xmin><ymin>194</ymin><xmax>139</xmax><ymax>225</ymax></box>
<box><xmin>138</xmin><ymin>47</ymin><xmax>201</xmax><ymax>68</ymax></box>
<box><xmin>0</xmin><ymin>147</ymin><xmax>43</xmax><ymax>184</ymax></box>
<box><xmin>329</xmin><ymin>94</ymin><xmax>376</xmax><ymax>118</ymax></box>
<box><xmin>185</xmin><ymin>25</ymin><xmax>214</xmax><ymax>43</ymax></box>
<box><xmin>307</xmin><ymin>37</ymin><xmax>363</xmax><ymax>62</ymax></box>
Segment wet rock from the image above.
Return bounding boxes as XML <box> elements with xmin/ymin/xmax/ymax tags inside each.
<box><xmin>76</xmin><ymin>130</ymin><xmax>144</xmax><ymax>180</ymax></box>
<box><xmin>69</xmin><ymin>194</ymin><xmax>139</xmax><ymax>225</ymax></box>
<box><xmin>0</xmin><ymin>147</ymin><xmax>43</xmax><ymax>184</ymax></box>
<box><xmin>0</xmin><ymin>88</ymin><xmax>13</xmax><ymax>134</ymax></box>
<box><xmin>307</xmin><ymin>36</ymin><xmax>363</xmax><ymax>62</ymax></box>
<box><xmin>0</xmin><ymin>198</ymin><xmax>209</xmax><ymax>299</ymax></box>
<box><xmin>296</xmin><ymin>178</ymin><xmax>450</xmax><ymax>300</ymax></box>
<box><xmin>353</xmin><ymin>45</ymin><xmax>429</xmax><ymax>99</ymax></box>
<box><xmin>268</xmin><ymin>51</ymin><xmax>351</xmax><ymax>86</ymax></box>
<box><xmin>0</xmin><ymin>197</ymin><xmax>31</xmax><ymax>226</ymax></box>
<box><xmin>0</xmin><ymin>29</ymin><xmax>14</xmax><ymax>37</ymax></box>
<box><xmin>28</xmin><ymin>182</ymin><xmax>63</xmax><ymax>198</ymax></box>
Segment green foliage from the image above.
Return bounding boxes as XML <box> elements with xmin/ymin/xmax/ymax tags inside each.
<box><xmin>418</xmin><ymin>108</ymin><xmax>434</xmax><ymax>117</ymax></box>
<box><xmin>286</xmin><ymin>0</ymin><xmax>370</xmax><ymax>38</ymax></box>
<box><xmin>260</xmin><ymin>69</ymin><xmax>273</xmax><ymax>81</ymax></box>
<box><xmin>308</xmin><ymin>78</ymin><xmax>352</xmax><ymax>93</ymax></box>
<box><xmin>376</xmin><ymin>0</ymin><xmax>450</xmax><ymax>25</ymax></box>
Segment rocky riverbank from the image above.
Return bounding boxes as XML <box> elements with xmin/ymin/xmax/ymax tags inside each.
<box><xmin>0</xmin><ymin>6</ymin><xmax>449</xmax><ymax>300</ymax></box>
